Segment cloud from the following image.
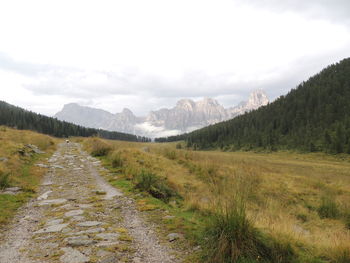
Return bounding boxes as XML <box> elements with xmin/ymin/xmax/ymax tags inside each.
<box><xmin>0</xmin><ymin>0</ymin><xmax>350</xmax><ymax>117</ymax></box>
<box><xmin>0</xmin><ymin>53</ymin><xmax>53</xmax><ymax>76</ymax></box>
<box><xmin>240</xmin><ymin>0</ymin><xmax>350</xmax><ymax>24</ymax></box>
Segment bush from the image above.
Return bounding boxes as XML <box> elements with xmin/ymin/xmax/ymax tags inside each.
<box><xmin>317</xmin><ymin>196</ymin><xmax>339</xmax><ymax>219</ymax></box>
<box><xmin>164</xmin><ymin>149</ymin><xmax>177</xmax><ymax>160</ymax></box>
<box><xmin>0</xmin><ymin>171</ymin><xmax>10</xmax><ymax>189</ymax></box>
<box><xmin>176</xmin><ymin>143</ymin><xmax>182</xmax><ymax>149</ymax></box>
<box><xmin>90</xmin><ymin>139</ymin><xmax>112</xmax><ymax>157</ymax></box>
<box><xmin>134</xmin><ymin>170</ymin><xmax>178</xmax><ymax>203</ymax></box>
<box><xmin>201</xmin><ymin>176</ymin><xmax>295</xmax><ymax>263</ymax></box>
<box><xmin>111</xmin><ymin>153</ymin><xmax>123</xmax><ymax>168</ymax></box>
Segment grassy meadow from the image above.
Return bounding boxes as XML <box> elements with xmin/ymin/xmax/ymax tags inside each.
<box><xmin>0</xmin><ymin>126</ymin><xmax>58</xmax><ymax>228</ymax></box>
<box><xmin>81</xmin><ymin>137</ymin><xmax>350</xmax><ymax>263</ymax></box>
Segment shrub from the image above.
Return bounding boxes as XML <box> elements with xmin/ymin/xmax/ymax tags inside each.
<box><xmin>317</xmin><ymin>196</ymin><xmax>339</xmax><ymax>219</ymax></box>
<box><xmin>90</xmin><ymin>139</ymin><xmax>112</xmax><ymax>157</ymax></box>
<box><xmin>134</xmin><ymin>170</ymin><xmax>178</xmax><ymax>203</ymax></box>
<box><xmin>164</xmin><ymin>149</ymin><xmax>177</xmax><ymax>160</ymax></box>
<box><xmin>343</xmin><ymin>211</ymin><xmax>350</xmax><ymax>229</ymax></box>
<box><xmin>0</xmin><ymin>171</ymin><xmax>10</xmax><ymax>189</ymax></box>
<box><xmin>296</xmin><ymin>213</ymin><xmax>308</xmax><ymax>223</ymax></box>
<box><xmin>201</xmin><ymin>176</ymin><xmax>295</xmax><ymax>263</ymax></box>
<box><xmin>176</xmin><ymin>143</ymin><xmax>182</xmax><ymax>149</ymax></box>
<box><xmin>111</xmin><ymin>153</ymin><xmax>123</xmax><ymax>168</ymax></box>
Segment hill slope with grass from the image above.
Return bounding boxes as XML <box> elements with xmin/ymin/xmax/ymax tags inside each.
<box><xmin>0</xmin><ymin>126</ymin><xmax>58</xmax><ymax>228</ymax></box>
<box><xmin>157</xmin><ymin>58</ymin><xmax>350</xmax><ymax>153</ymax></box>
<box><xmin>0</xmin><ymin>101</ymin><xmax>150</xmax><ymax>142</ymax></box>
<box><xmin>81</xmin><ymin>137</ymin><xmax>350</xmax><ymax>262</ymax></box>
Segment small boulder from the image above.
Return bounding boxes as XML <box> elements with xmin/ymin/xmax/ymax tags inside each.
<box><xmin>0</xmin><ymin>157</ymin><xmax>8</xmax><ymax>162</ymax></box>
<box><xmin>167</xmin><ymin>233</ymin><xmax>182</xmax><ymax>242</ymax></box>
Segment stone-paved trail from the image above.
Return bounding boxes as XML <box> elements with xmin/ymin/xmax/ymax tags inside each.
<box><xmin>0</xmin><ymin>143</ymin><xmax>180</xmax><ymax>263</ymax></box>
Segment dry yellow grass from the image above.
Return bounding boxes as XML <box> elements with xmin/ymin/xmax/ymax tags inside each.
<box><xmin>81</xmin><ymin>137</ymin><xmax>350</xmax><ymax>261</ymax></box>
<box><xmin>0</xmin><ymin>126</ymin><xmax>59</xmax><ymax>227</ymax></box>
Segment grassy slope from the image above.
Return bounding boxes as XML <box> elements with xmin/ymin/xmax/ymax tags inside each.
<box><xmin>81</xmin><ymin>137</ymin><xmax>350</xmax><ymax>262</ymax></box>
<box><xmin>0</xmin><ymin>126</ymin><xmax>58</xmax><ymax>228</ymax></box>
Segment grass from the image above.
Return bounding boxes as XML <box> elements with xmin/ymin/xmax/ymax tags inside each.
<box><xmin>0</xmin><ymin>193</ymin><xmax>33</xmax><ymax>225</ymax></box>
<box><xmin>134</xmin><ymin>169</ymin><xmax>179</xmax><ymax>203</ymax></box>
<box><xmin>0</xmin><ymin>171</ymin><xmax>10</xmax><ymax>189</ymax></box>
<box><xmin>89</xmin><ymin>138</ymin><xmax>112</xmax><ymax>156</ymax></box>
<box><xmin>0</xmin><ymin>126</ymin><xmax>58</xmax><ymax>228</ymax></box>
<box><xmin>317</xmin><ymin>195</ymin><xmax>340</xmax><ymax>219</ymax></box>
<box><xmin>80</xmin><ymin>137</ymin><xmax>350</xmax><ymax>262</ymax></box>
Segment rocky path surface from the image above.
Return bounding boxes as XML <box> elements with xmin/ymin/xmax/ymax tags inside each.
<box><xmin>0</xmin><ymin>143</ymin><xmax>180</xmax><ymax>263</ymax></box>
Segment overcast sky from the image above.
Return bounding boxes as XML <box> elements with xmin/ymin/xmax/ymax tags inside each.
<box><xmin>0</xmin><ymin>0</ymin><xmax>349</xmax><ymax>116</ymax></box>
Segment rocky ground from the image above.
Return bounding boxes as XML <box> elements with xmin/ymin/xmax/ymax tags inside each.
<box><xmin>0</xmin><ymin>143</ymin><xmax>181</xmax><ymax>263</ymax></box>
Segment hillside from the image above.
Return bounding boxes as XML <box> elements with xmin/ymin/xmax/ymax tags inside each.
<box><xmin>79</xmin><ymin>138</ymin><xmax>350</xmax><ymax>262</ymax></box>
<box><xmin>0</xmin><ymin>127</ymin><xmax>58</xmax><ymax>227</ymax></box>
<box><xmin>160</xmin><ymin>58</ymin><xmax>350</xmax><ymax>153</ymax></box>
<box><xmin>0</xmin><ymin>101</ymin><xmax>150</xmax><ymax>142</ymax></box>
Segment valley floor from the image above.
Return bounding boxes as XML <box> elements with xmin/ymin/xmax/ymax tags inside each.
<box><xmin>0</xmin><ymin>142</ymin><xmax>182</xmax><ymax>263</ymax></box>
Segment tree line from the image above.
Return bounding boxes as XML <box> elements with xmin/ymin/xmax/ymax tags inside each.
<box><xmin>156</xmin><ymin>58</ymin><xmax>350</xmax><ymax>153</ymax></box>
<box><xmin>0</xmin><ymin>101</ymin><xmax>151</xmax><ymax>142</ymax></box>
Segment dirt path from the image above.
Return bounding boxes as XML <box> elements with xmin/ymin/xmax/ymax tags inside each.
<box><xmin>0</xmin><ymin>143</ymin><xmax>180</xmax><ymax>263</ymax></box>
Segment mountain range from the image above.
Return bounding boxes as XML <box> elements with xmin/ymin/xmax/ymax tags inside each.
<box><xmin>54</xmin><ymin>90</ymin><xmax>269</xmax><ymax>138</ymax></box>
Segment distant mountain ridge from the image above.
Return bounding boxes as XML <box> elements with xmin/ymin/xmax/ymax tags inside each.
<box><xmin>164</xmin><ymin>58</ymin><xmax>350</xmax><ymax>153</ymax></box>
<box><xmin>55</xmin><ymin>90</ymin><xmax>269</xmax><ymax>138</ymax></box>
<box><xmin>0</xmin><ymin>101</ymin><xmax>148</xmax><ymax>142</ymax></box>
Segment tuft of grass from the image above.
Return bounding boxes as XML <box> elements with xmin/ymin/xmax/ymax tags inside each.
<box><xmin>111</xmin><ymin>152</ymin><xmax>123</xmax><ymax>168</ymax></box>
<box><xmin>0</xmin><ymin>171</ymin><xmax>11</xmax><ymax>189</ymax></box>
<box><xmin>164</xmin><ymin>149</ymin><xmax>177</xmax><ymax>160</ymax></box>
<box><xmin>202</xmin><ymin>199</ymin><xmax>295</xmax><ymax>263</ymax></box>
<box><xmin>134</xmin><ymin>169</ymin><xmax>179</xmax><ymax>203</ymax></box>
<box><xmin>0</xmin><ymin>193</ymin><xmax>31</xmax><ymax>226</ymax></box>
<box><xmin>90</xmin><ymin>138</ymin><xmax>112</xmax><ymax>157</ymax></box>
<box><xmin>317</xmin><ymin>196</ymin><xmax>340</xmax><ymax>219</ymax></box>
<box><xmin>201</xmin><ymin>175</ymin><xmax>295</xmax><ymax>263</ymax></box>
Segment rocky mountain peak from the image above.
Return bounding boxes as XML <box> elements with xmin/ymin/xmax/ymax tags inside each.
<box><xmin>197</xmin><ymin>97</ymin><xmax>220</xmax><ymax>107</ymax></box>
<box><xmin>176</xmin><ymin>99</ymin><xmax>195</xmax><ymax>110</ymax></box>
<box><xmin>246</xmin><ymin>89</ymin><xmax>269</xmax><ymax>109</ymax></box>
<box><xmin>55</xmin><ymin>90</ymin><xmax>269</xmax><ymax>137</ymax></box>
<box><xmin>121</xmin><ymin>108</ymin><xmax>135</xmax><ymax>116</ymax></box>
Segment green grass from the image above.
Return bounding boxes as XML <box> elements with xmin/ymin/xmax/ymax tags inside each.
<box><xmin>0</xmin><ymin>129</ymin><xmax>57</xmax><ymax>228</ymax></box>
<box><xmin>317</xmin><ymin>196</ymin><xmax>340</xmax><ymax>219</ymax></box>
<box><xmin>134</xmin><ymin>169</ymin><xmax>179</xmax><ymax>203</ymax></box>
<box><xmin>0</xmin><ymin>171</ymin><xmax>10</xmax><ymax>189</ymax></box>
<box><xmin>0</xmin><ymin>193</ymin><xmax>33</xmax><ymax>227</ymax></box>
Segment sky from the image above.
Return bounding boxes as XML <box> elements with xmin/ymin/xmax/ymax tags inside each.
<box><xmin>0</xmin><ymin>0</ymin><xmax>349</xmax><ymax>116</ymax></box>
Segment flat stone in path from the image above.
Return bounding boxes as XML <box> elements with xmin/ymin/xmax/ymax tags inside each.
<box><xmin>98</xmin><ymin>254</ymin><xmax>118</xmax><ymax>263</ymax></box>
<box><xmin>60</xmin><ymin>247</ymin><xmax>89</xmax><ymax>263</ymax></box>
<box><xmin>65</xmin><ymin>236</ymin><xmax>96</xmax><ymax>247</ymax></box>
<box><xmin>77</xmin><ymin>221</ymin><xmax>102</xmax><ymax>227</ymax></box>
<box><xmin>39</xmin><ymin>198</ymin><xmax>67</xmax><ymax>206</ymax></box>
<box><xmin>34</xmin><ymin>223</ymin><xmax>69</xmax><ymax>234</ymax></box>
<box><xmin>64</xmin><ymin>209</ymin><xmax>84</xmax><ymax>217</ymax></box>
<box><xmin>68</xmin><ymin>227</ymin><xmax>106</xmax><ymax>236</ymax></box>
<box><xmin>46</xmin><ymin>218</ymin><xmax>64</xmax><ymax>226</ymax></box>
<box><xmin>71</xmin><ymin>215</ymin><xmax>86</xmax><ymax>221</ymax></box>
<box><xmin>37</xmin><ymin>190</ymin><xmax>52</xmax><ymax>200</ymax></box>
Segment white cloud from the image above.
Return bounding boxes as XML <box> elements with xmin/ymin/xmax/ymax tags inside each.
<box><xmin>0</xmin><ymin>0</ymin><xmax>349</xmax><ymax>116</ymax></box>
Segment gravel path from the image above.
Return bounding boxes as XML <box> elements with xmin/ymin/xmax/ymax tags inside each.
<box><xmin>0</xmin><ymin>143</ymin><xmax>180</xmax><ymax>263</ymax></box>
